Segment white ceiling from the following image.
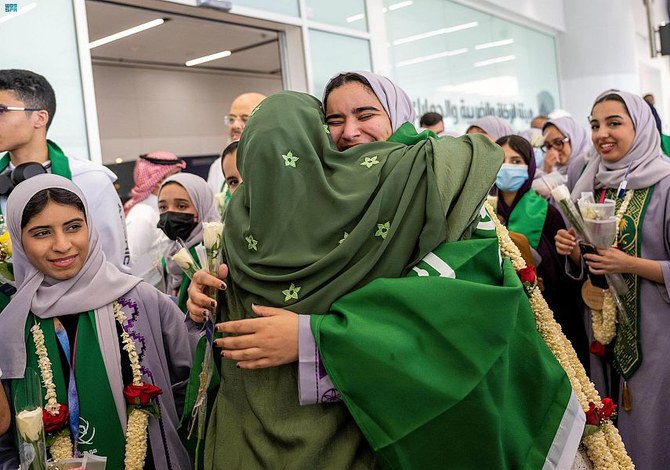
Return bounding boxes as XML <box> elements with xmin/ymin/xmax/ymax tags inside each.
<box><xmin>85</xmin><ymin>0</ymin><xmax>281</xmax><ymax>74</ymax></box>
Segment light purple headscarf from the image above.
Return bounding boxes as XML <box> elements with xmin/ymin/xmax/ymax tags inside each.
<box><xmin>466</xmin><ymin>116</ymin><xmax>513</xmax><ymax>141</ymax></box>
<box><xmin>160</xmin><ymin>172</ymin><xmax>219</xmax><ymax>292</ymax></box>
<box><xmin>323</xmin><ymin>71</ymin><xmax>415</xmax><ymax>131</ymax></box>
<box><xmin>572</xmin><ymin>89</ymin><xmax>670</xmax><ymax>197</ymax></box>
<box><xmin>544</xmin><ymin>116</ymin><xmax>592</xmax><ymax>161</ymax></box>
<box><xmin>0</xmin><ymin>174</ymin><xmax>141</xmax><ymax>378</ymax></box>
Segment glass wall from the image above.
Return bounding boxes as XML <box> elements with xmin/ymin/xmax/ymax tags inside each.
<box><xmin>232</xmin><ymin>0</ymin><xmax>299</xmax><ymax>17</ymax></box>
<box><xmin>381</xmin><ymin>0</ymin><xmax>561</xmax><ymax>133</ymax></box>
<box><xmin>0</xmin><ymin>0</ymin><xmax>90</xmax><ymax>159</ymax></box>
<box><xmin>309</xmin><ymin>29</ymin><xmax>372</xmax><ymax>96</ymax></box>
<box><xmin>306</xmin><ymin>0</ymin><xmax>368</xmax><ymax>32</ymax></box>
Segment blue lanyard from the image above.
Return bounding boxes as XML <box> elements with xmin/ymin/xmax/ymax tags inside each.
<box><xmin>53</xmin><ymin>318</ymin><xmax>81</xmax><ymax>457</ymax></box>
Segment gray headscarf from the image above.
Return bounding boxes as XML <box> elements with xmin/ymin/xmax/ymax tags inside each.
<box><xmin>160</xmin><ymin>172</ymin><xmax>219</xmax><ymax>292</ymax></box>
<box><xmin>466</xmin><ymin>116</ymin><xmax>513</xmax><ymax>141</ymax></box>
<box><xmin>0</xmin><ymin>174</ymin><xmax>141</xmax><ymax>378</ymax></box>
<box><xmin>572</xmin><ymin>89</ymin><xmax>670</xmax><ymax>197</ymax></box>
<box><xmin>323</xmin><ymin>71</ymin><xmax>415</xmax><ymax>132</ymax></box>
<box><xmin>543</xmin><ymin>116</ymin><xmax>593</xmax><ymax>175</ymax></box>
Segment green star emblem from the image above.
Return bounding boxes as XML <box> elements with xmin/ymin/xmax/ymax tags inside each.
<box><xmin>375</xmin><ymin>221</ymin><xmax>390</xmax><ymax>240</ymax></box>
<box><xmin>282</xmin><ymin>283</ymin><xmax>301</xmax><ymax>302</ymax></box>
<box><xmin>361</xmin><ymin>156</ymin><xmax>380</xmax><ymax>168</ymax></box>
<box><xmin>338</xmin><ymin>232</ymin><xmax>349</xmax><ymax>245</ymax></box>
<box><xmin>282</xmin><ymin>151</ymin><xmax>299</xmax><ymax>167</ymax></box>
<box><xmin>245</xmin><ymin>234</ymin><xmax>258</xmax><ymax>251</ymax></box>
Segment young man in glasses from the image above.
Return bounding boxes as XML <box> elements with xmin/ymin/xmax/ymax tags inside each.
<box><xmin>206</xmin><ymin>92</ymin><xmax>265</xmax><ymax>193</ymax></box>
<box><xmin>0</xmin><ymin>69</ymin><xmax>131</xmax><ymax>275</ymax></box>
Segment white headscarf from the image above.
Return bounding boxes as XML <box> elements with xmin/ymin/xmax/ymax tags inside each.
<box><xmin>0</xmin><ymin>174</ymin><xmax>141</xmax><ymax>378</ymax></box>
<box><xmin>572</xmin><ymin>89</ymin><xmax>670</xmax><ymax>197</ymax></box>
<box><xmin>543</xmin><ymin>116</ymin><xmax>593</xmax><ymax>176</ymax></box>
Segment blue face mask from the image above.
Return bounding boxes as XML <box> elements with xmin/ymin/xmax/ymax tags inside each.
<box><xmin>496</xmin><ymin>163</ymin><xmax>529</xmax><ymax>192</ymax></box>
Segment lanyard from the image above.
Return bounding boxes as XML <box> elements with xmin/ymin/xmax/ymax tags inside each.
<box><xmin>53</xmin><ymin>317</ymin><xmax>81</xmax><ymax>456</ymax></box>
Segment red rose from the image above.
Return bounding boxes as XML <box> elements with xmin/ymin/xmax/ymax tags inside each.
<box><xmin>600</xmin><ymin>398</ymin><xmax>617</xmax><ymax>420</ymax></box>
<box><xmin>43</xmin><ymin>404</ymin><xmax>69</xmax><ymax>433</ymax></box>
<box><xmin>585</xmin><ymin>402</ymin><xmax>601</xmax><ymax>426</ymax></box>
<box><xmin>123</xmin><ymin>383</ymin><xmax>162</xmax><ymax>406</ymax></box>
<box><xmin>589</xmin><ymin>340</ymin><xmax>606</xmax><ymax>358</ymax></box>
<box><xmin>516</xmin><ymin>266</ymin><xmax>536</xmax><ymax>285</ymax></box>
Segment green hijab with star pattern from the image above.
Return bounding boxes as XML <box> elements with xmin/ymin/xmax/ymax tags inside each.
<box><xmin>224</xmin><ymin>91</ymin><xmax>502</xmax><ymax>314</ymax></box>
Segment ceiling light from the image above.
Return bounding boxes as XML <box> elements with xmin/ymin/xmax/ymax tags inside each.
<box><xmin>185</xmin><ymin>50</ymin><xmax>232</xmax><ymax>67</ymax></box>
<box><xmin>0</xmin><ymin>2</ymin><xmax>37</xmax><ymax>25</ymax></box>
<box><xmin>89</xmin><ymin>18</ymin><xmax>166</xmax><ymax>49</ymax></box>
<box><xmin>395</xmin><ymin>48</ymin><xmax>468</xmax><ymax>67</ymax></box>
<box><xmin>392</xmin><ymin>21</ymin><xmax>478</xmax><ymax>46</ymax></box>
<box><xmin>474</xmin><ymin>55</ymin><xmax>516</xmax><ymax>67</ymax></box>
<box><xmin>388</xmin><ymin>1</ymin><xmax>413</xmax><ymax>10</ymax></box>
<box><xmin>474</xmin><ymin>38</ymin><xmax>514</xmax><ymax>50</ymax></box>
<box><xmin>346</xmin><ymin>13</ymin><xmax>365</xmax><ymax>22</ymax></box>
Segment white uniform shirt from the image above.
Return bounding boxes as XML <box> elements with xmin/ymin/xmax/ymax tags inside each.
<box><xmin>207</xmin><ymin>157</ymin><xmax>225</xmax><ymax>194</ymax></box>
<box><xmin>125</xmin><ymin>194</ymin><xmax>169</xmax><ymax>289</ymax></box>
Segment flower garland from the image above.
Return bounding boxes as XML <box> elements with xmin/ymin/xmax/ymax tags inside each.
<box><xmin>591</xmin><ymin>190</ymin><xmax>634</xmax><ymax>347</ymax></box>
<box><xmin>485</xmin><ymin>202</ymin><xmax>633</xmax><ymax>469</ymax></box>
<box><xmin>30</xmin><ymin>322</ymin><xmax>73</xmax><ymax>461</ymax></box>
<box><xmin>30</xmin><ymin>301</ymin><xmax>159</xmax><ymax>469</ymax></box>
<box><xmin>113</xmin><ymin>300</ymin><xmax>161</xmax><ymax>470</ymax></box>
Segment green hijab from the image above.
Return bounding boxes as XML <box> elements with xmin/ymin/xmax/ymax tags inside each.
<box><xmin>224</xmin><ymin>91</ymin><xmax>502</xmax><ymax>313</ymax></box>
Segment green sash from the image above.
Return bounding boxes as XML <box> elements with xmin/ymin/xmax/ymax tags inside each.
<box><xmin>507</xmin><ymin>190</ymin><xmax>548</xmax><ymax>249</ymax></box>
<box><xmin>313</xmin><ymin>221</ymin><xmax>573</xmax><ymax>468</ymax></box>
<box><xmin>14</xmin><ymin>313</ymin><xmax>125</xmax><ymax>467</ymax></box>
<box><xmin>608</xmin><ymin>187</ymin><xmax>653</xmax><ymax>379</ymax></box>
<box><xmin>0</xmin><ymin>140</ymin><xmax>73</xmax><ymax>186</ymax></box>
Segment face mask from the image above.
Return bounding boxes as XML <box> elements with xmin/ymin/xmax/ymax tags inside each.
<box><xmin>496</xmin><ymin>164</ymin><xmax>529</xmax><ymax>192</ymax></box>
<box><xmin>157</xmin><ymin>211</ymin><xmax>198</xmax><ymax>241</ymax></box>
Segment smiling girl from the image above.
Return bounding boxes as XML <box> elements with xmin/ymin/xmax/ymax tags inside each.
<box><xmin>0</xmin><ymin>174</ymin><xmax>194</xmax><ymax>469</ymax></box>
<box><xmin>555</xmin><ymin>89</ymin><xmax>670</xmax><ymax>468</ymax></box>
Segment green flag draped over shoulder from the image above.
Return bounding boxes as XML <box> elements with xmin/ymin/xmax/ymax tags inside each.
<box><xmin>312</xmin><ymin>211</ymin><xmax>583</xmax><ymax>469</ymax></box>
<box><xmin>224</xmin><ymin>91</ymin><xmax>503</xmax><ymax>314</ymax></box>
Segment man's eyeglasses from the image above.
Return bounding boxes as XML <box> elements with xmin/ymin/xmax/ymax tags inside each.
<box><xmin>541</xmin><ymin>136</ymin><xmax>570</xmax><ymax>153</ymax></box>
<box><xmin>224</xmin><ymin>114</ymin><xmax>249</xmax><ymax>126</ymax></box>
<box><xmin>0</xmin><ymin>105</ymin><xmax>41</xmax><ymax>114</ymax></box>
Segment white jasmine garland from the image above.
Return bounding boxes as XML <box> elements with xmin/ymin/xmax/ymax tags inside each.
<box><xmin>485</xmin><ymin>202</ymin><xmax>632</xmax><ymax>469</ymax></box>
<box><xmin>31</xmin><ymin>322</ymin><xmax>74</xmax><ymax>461</ymax></box>
<box><xmin>113</xmin><ymin>301</ymin><xmax>152</xmax><ymax>470</ymax></box>
<box><xmin>591</xmin><ymin>190</ymin><xmax>634</xmax><ymax>346</ymax></box>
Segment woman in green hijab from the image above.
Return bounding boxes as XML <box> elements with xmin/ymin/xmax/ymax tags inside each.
<box><xmin>188</xmin><ymin>73</ymin><xmax>579</xmax><ymax>469</ymax></box>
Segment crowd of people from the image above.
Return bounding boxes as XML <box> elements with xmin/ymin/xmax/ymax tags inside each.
<box><xmin>0</xmin><ymin>65</ymin><xmax>668</xmax><ymax>469</ymax></box>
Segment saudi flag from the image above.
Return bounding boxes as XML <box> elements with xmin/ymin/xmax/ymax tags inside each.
<box><xmin>312</xmin><ymin>207</ymin><xmax>585</xmax><ymax>469</ymax></box>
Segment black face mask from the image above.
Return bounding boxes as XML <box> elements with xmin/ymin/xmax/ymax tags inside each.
<box><xmin>157</xmin><ymin>212</ymin><xmax>198</xmax><ymax>241</ymax></box>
